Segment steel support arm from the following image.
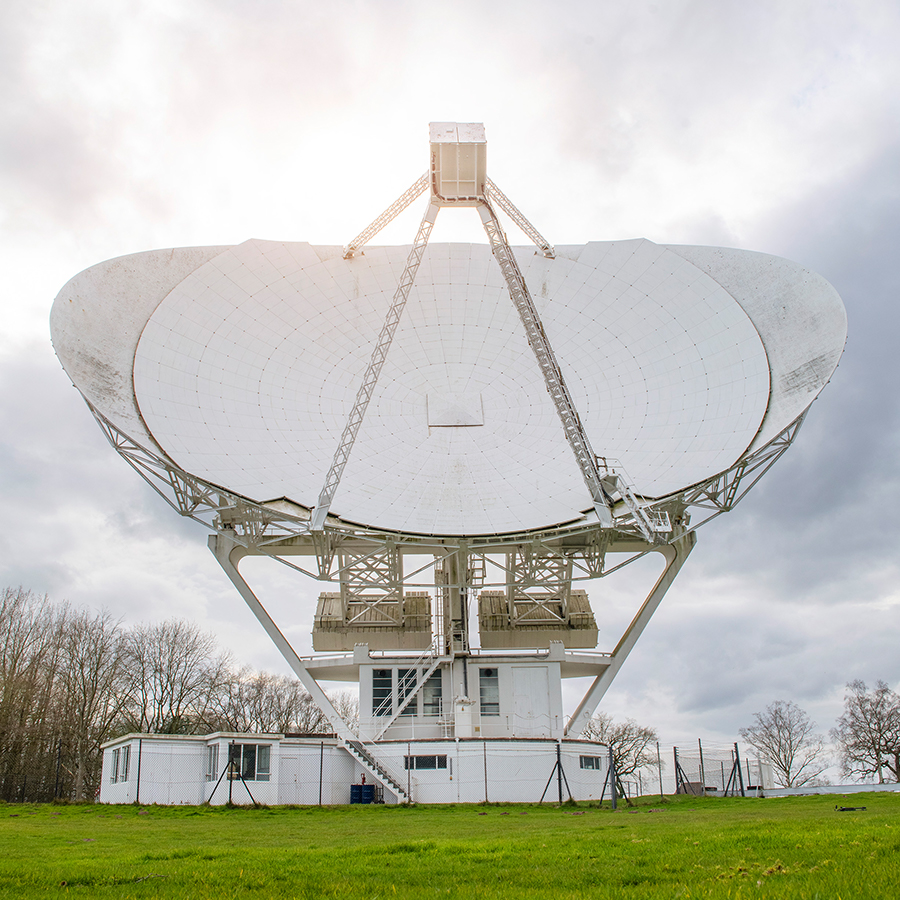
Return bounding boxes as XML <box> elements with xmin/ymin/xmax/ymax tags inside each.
<box><xmin>310</xmin><ymin>201</ymin><xmax>439</xmax><ymax>530</ymax></box>
<box><xmin>209</xmin><ymin>532</ymin><xmax>358</xmax><ymax>742</ymax></box>
<box><xmin>563</xmin><ymin>530</ymin><xmax>697</xmax><ymax>736</ymax></box>
<box><xmin>484</xmin><ymin>179</ymin><xmax>555</xmax><ymax>258</ymax></box>
<box><xmin>478</xmin><ymin>200</ymin><xmax>614</xmax><ymax>528</ymax></box>
<box><xmin>343</xmin><ymin>173</ymin><xmax>429</xmax><ymax>258</ymax></box>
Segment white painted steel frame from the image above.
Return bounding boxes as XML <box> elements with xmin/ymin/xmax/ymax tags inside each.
<box><xmin>88</xmin><ymin>390</ymin><xmax>799</xmax><ymax>749</ymax></box>
<box><xmin>342</xmin><ymin>173</ymin><xmax>429</xmax><ymax>259</ymax></box>
<box><xmin>563</xmin><ymin>531</ymin><xmax>697</xmax><ymax>737</ymax></box>
<box><xmin>477</xmin><ymin>200</ymin><xmax>617</xmax><ymax>531</ymax></box>
<box><xmin>310</xmin><ymin>202</ymin><xmax>440</xmax><ymax>531</ymax></box>
<box><xmin>210</xmin><ymin>532</ymin><xmax>410</xmax><ymax>800</ymax></box>
<box><xmin>86</xmin><ymin>395</ymin><xmax>802</xmax><ymax>569</ymax></box>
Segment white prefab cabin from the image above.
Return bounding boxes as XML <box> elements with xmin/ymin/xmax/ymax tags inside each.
<box><xmin>100</xmin><ymin>732</ymin><xmax>612</xmax><ymax>806</ymax></box>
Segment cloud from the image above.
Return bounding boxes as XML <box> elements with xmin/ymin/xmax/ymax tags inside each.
<box><xmin>3</xmin><ymin>0</ymin><xmax>900</xmax><ymax>763</ymax></box>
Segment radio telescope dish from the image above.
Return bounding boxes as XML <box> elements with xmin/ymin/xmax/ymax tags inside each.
<box><xmin>51</xmin><ymin>124</ymin><xmax>846</xmax><ymax>802</ymax></box>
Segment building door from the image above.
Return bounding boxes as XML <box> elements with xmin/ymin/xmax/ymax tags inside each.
<box><xmin>512</xmin><ymin>666</ymin><xmax>549</xmax><ymax>737</ymax></box>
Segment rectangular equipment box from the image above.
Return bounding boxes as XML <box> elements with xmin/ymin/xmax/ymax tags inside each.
<box><xmin>429</xmin><ymin>122</ymin><xmax>486</xmax><ymax>204</ymax></box>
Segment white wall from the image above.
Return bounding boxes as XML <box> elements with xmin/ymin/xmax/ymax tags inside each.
<box><xmin>99</xmin><ymin>734</ymin><xmax>609</xmax><ymax>805</ymax></box>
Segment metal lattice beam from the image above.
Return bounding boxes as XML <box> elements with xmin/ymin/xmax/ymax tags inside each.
<box><xmin>343</xmin><ymin>173</ymin><xmax>429</xmax><ymax>258</ymax></box>
<box><xmin>478</xmin><ymin>200</ymin><xmax>625</xmax><ymax>532</ymax></box>
<box><xmin>484</xmin><ymin>178</ymin><xmax>555</xmax><ymax>258</ymax></box>
<box><xmin>310</xmin><ymin>201</ymin><xmax>440</xmax><ymax>531</ymax></box>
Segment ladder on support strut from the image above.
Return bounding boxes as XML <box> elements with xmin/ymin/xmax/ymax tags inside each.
<box><xmin>308</xmin><ymin>121</ymin><xmax>666</xmax><ymax>541</ymax></box>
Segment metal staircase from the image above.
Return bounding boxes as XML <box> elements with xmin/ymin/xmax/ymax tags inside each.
<box><xmin>343</xmin><ymin>739</ymin><xmax>409</xmax><ymax>802</ymax></box>
<box><xmin>372</xmin><ymin>641</ymin><xmax>445</xmax><ymax>740</ymax></box>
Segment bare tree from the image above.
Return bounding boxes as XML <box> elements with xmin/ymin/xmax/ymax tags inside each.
<box><xmin>329</xmin><ymin>690</ymin><xmax>359</xmax><ymax>732</ymax></box>
<box><xmin>581</xmin><ymin>713</ymin><xmax>658</xmax><ymax>778</ymax></box>
<box><xmin>0</xmin><ymin>587</ymin><xmax>362</xmax><ymax>797</ymax></box>
<box><xmin>0</xmin><ymin>587</ymin><xmax>69</xmax><ymax>800</ymax></box>
<box><xmin>120</xmin><ymin>619</ymin><xmax>230</xmax><ymax>734</ymax></box>
<box><xmin>210</xmin><ymin>667</ymin><xmax>329</xmax><ymax>734</ymax></box>
<box><xmin>739</xmin><ymin>700</ymin><xmax>828</xmax><ymax>787</ymax></box>
<box><xmin>831</xmin><ymin>680</ymin><xmax>900</xmax><ymax>783</ymax></box>
<box><xmin>58</xmin><ymin>610</ymin><xmax>126</xmax><ymax>799</ymax></box>
<box><xmin>210</xmin><ymin>667</ymin><xmax>349</xmax><ymax>734</ymax></box>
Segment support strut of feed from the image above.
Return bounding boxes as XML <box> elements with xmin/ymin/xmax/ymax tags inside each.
<box><xmin>342</xmin><ymin>173</ymin><xmax>429</xmax><ymax>258</ymax></box>
<box><xmin>477</xmin><ymin>199</ymin><xmax>620</xmax><ymax>530</ymax></box>
<box><xmin>309</xmin><ymin>201</ymin><xmax>439</xmax><ymax>532</ymax></box>
<box><xmin>316</xmin><ymin>122</ymin><xmax>658</xmax><ymax>538</ymax></box>
<box><xmin>484</xmin><ymin>178</ymin><xmax>555</xmax><ymax>258</ymax></box>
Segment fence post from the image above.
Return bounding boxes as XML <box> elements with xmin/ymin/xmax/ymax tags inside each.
<box><xmin>483</xmin><ymin>741</ymin><xmax>488</xmax><ymax>803</ymax></box>
<box><xmin>318</xmin><ymin>741</ymin><xmax>324</xmax><ymax>806</ymax></box>
<box><xmin>609</xmin><ymin>744</ymin><xmax>617</xmax><ymax>811</ymax></box>
<box><xmin>135</xmin><ymin>738</ymin><xmax>143</xmax><ymax>804</ymax></box>
<box><xmin>656</xmin><ymin>741</ymin><xmax>664</xmax><ymax>800</ymax></box>
<box><xmin>229</xmin><ymin>741</ymin><xmax>235</xmax><ymax>805</ymax></box>
<box><xmin>733</xmin><ymin>743</ymin><xmax>745</xmax><ymax>797</ymax></box>
<box><xmin>556</xmin><ymin>743</ymin><xmax>563</xmax><ymax>805</ymax></box>
<box><xmin>54</xmin><ymin>740</ymin><xmax>62</xmax><ymax>800</ymax></box>
<box><xmin>698</xmin><ymin>738</ymin><xmax>706</xmax><ymax>793</ymax></box>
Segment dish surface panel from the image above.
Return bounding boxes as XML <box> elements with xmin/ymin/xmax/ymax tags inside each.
<box><xmin>131</xmin><ymin>239</ymin><xmax>770</xmax><ymax>533</ymax></box>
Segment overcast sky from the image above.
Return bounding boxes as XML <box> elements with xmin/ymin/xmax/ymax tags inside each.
<box><xmin>2</xmin><ymin>0</ymin><xmax>899</xmax><ymax>773</ymax></box>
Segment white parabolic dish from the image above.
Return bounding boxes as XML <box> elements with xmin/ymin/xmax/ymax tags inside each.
<box><xmin>51</xmin><ymin>237</ymin><xmax>846</xmax><ymax>536</ymax></box>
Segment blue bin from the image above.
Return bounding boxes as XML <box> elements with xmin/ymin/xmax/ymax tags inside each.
<box><xmin>350</xmin><ymin>784</ymin><xmax>375</xmax><ymax>804</ymax></box>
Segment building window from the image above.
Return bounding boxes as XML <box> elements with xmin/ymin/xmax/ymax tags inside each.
<box><xmin>580</xmin><ymin>755</ymin><xmax>603</xmax><ymax>770</ymax></box>
<box><xmin>206</xmin><ymin>745</ymin><xmax>219</xmax><ymax>782</ymax></box>
<box><xmin>110</xmin><ymin>745</ymin><xmax>130</xmax><ymax>783</ymax></box>
<box><xmin>404</xmin><ymin>755</ymin><xmax>448</xmax><ymax>770</ymax></box>
<box><xmin>479</xmin><ymin>668</ymin><xmax>500</xmax><ymax>717</ymax></box>
<box><xmin>373</xmin><ymin>669</ymin><xmax>392</xmax><ymax>717</ymax></box>
<box><xmin>398</xmin><ymin>668</ymin><xmax>417</xmax><ymax>717</ymax></box>
<box><xmin>228</xmin><ymin>744</ymin><xmax>271</xmax><ymax>782</ymax></box>
<box><xmin>422</xmin><ymin>671</ymin><xmax>442</xmax><ymax>717</ymax></box>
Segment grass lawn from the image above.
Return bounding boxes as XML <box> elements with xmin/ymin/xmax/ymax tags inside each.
<box><xmin>1</xmin><ymin>793</ymin><xmax>898</xmax><ymax>898</ymax></box>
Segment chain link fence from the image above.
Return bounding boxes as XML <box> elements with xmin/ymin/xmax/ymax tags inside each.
<box><xmin>1</xmin><ymin>734</ymin><xmax>772</xmax><ymax>805</ymax></box>
<box><xmin>0</xmin><ymin>740</ymin><xmax>89</xmax><ymax>803</ymax></box>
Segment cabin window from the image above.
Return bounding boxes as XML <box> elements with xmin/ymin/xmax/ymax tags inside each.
<box><xmin>372</xmin><ymin>669</ymin><xmax>393</xmax><ymax>717</ymax></box>
<box><xmin>404</xmin><ymin>755</ymin><xmax>448</xmax><ymax>770</ymax></box>
<box><xmin>479</xmin><ymin>668</ymin><xmax>500</xmax><ymax>717</ymax></box>
<box><xmin>206</xmin><ymin>745</ymin><xmax>219</xmax><ymax>781</ymax></box>
<box><xmin>110</xmin><ymin>745</ymin><xmax>130</xmax><ymax>783</ymax></box>
<box><xmin>422</xmin><ymin>671</ymin><xmax>443</xmax><ymax>717</ymax></box>
<box><xmin>228</xmin><ymin>743</ymin><xmax>271</xmax><ymax>781</ymax></box>
<box><xmin>398</xmin><ymin>668</ymin><xmax>417</xmax><ymax>716</ymax></box>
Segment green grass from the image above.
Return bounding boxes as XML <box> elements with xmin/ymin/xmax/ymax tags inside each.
<box><xmin>1</xmin><ymin>793</ymin><xmax>898</xmax><ymax>898</ymax></box>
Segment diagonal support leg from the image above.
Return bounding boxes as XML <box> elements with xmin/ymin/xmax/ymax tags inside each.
<box><xmin>209</xmin><ymin>533</ymin><xmax>358</xmax><ymax>743</ymax></box>
<box><xmin>564</xmin><ymin>530</ymin><xmax>697</xmax><ymax>736</ymax></box>
<box><xmin>484</xmin><ymin>178</ymin><xmax>555</xmax><ymax>258</ymax></box>
<box><xmin>343</xmin><ymin>173</ymin><xmax>429</xmax><ymax>258</ymax></box>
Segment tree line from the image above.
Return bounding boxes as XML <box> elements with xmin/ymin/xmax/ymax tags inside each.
<box><xmin>0</xmin><ymin>586</ymin><xmax>356</xmax><ymax>803</ymax></box>
<box><xmin>740</xmin><ymin>683</ymin><xmax>900</xmax><ymax>788</ymax></box>
<box><xmin>582</xmin><ymin>687</ymin><xmax>900</xmax><ymax>793</ymax></box>
<box><xmin>4</xmin><ymin>584</ymin><xmax>897</xmax><ymax>802</ymax></box>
